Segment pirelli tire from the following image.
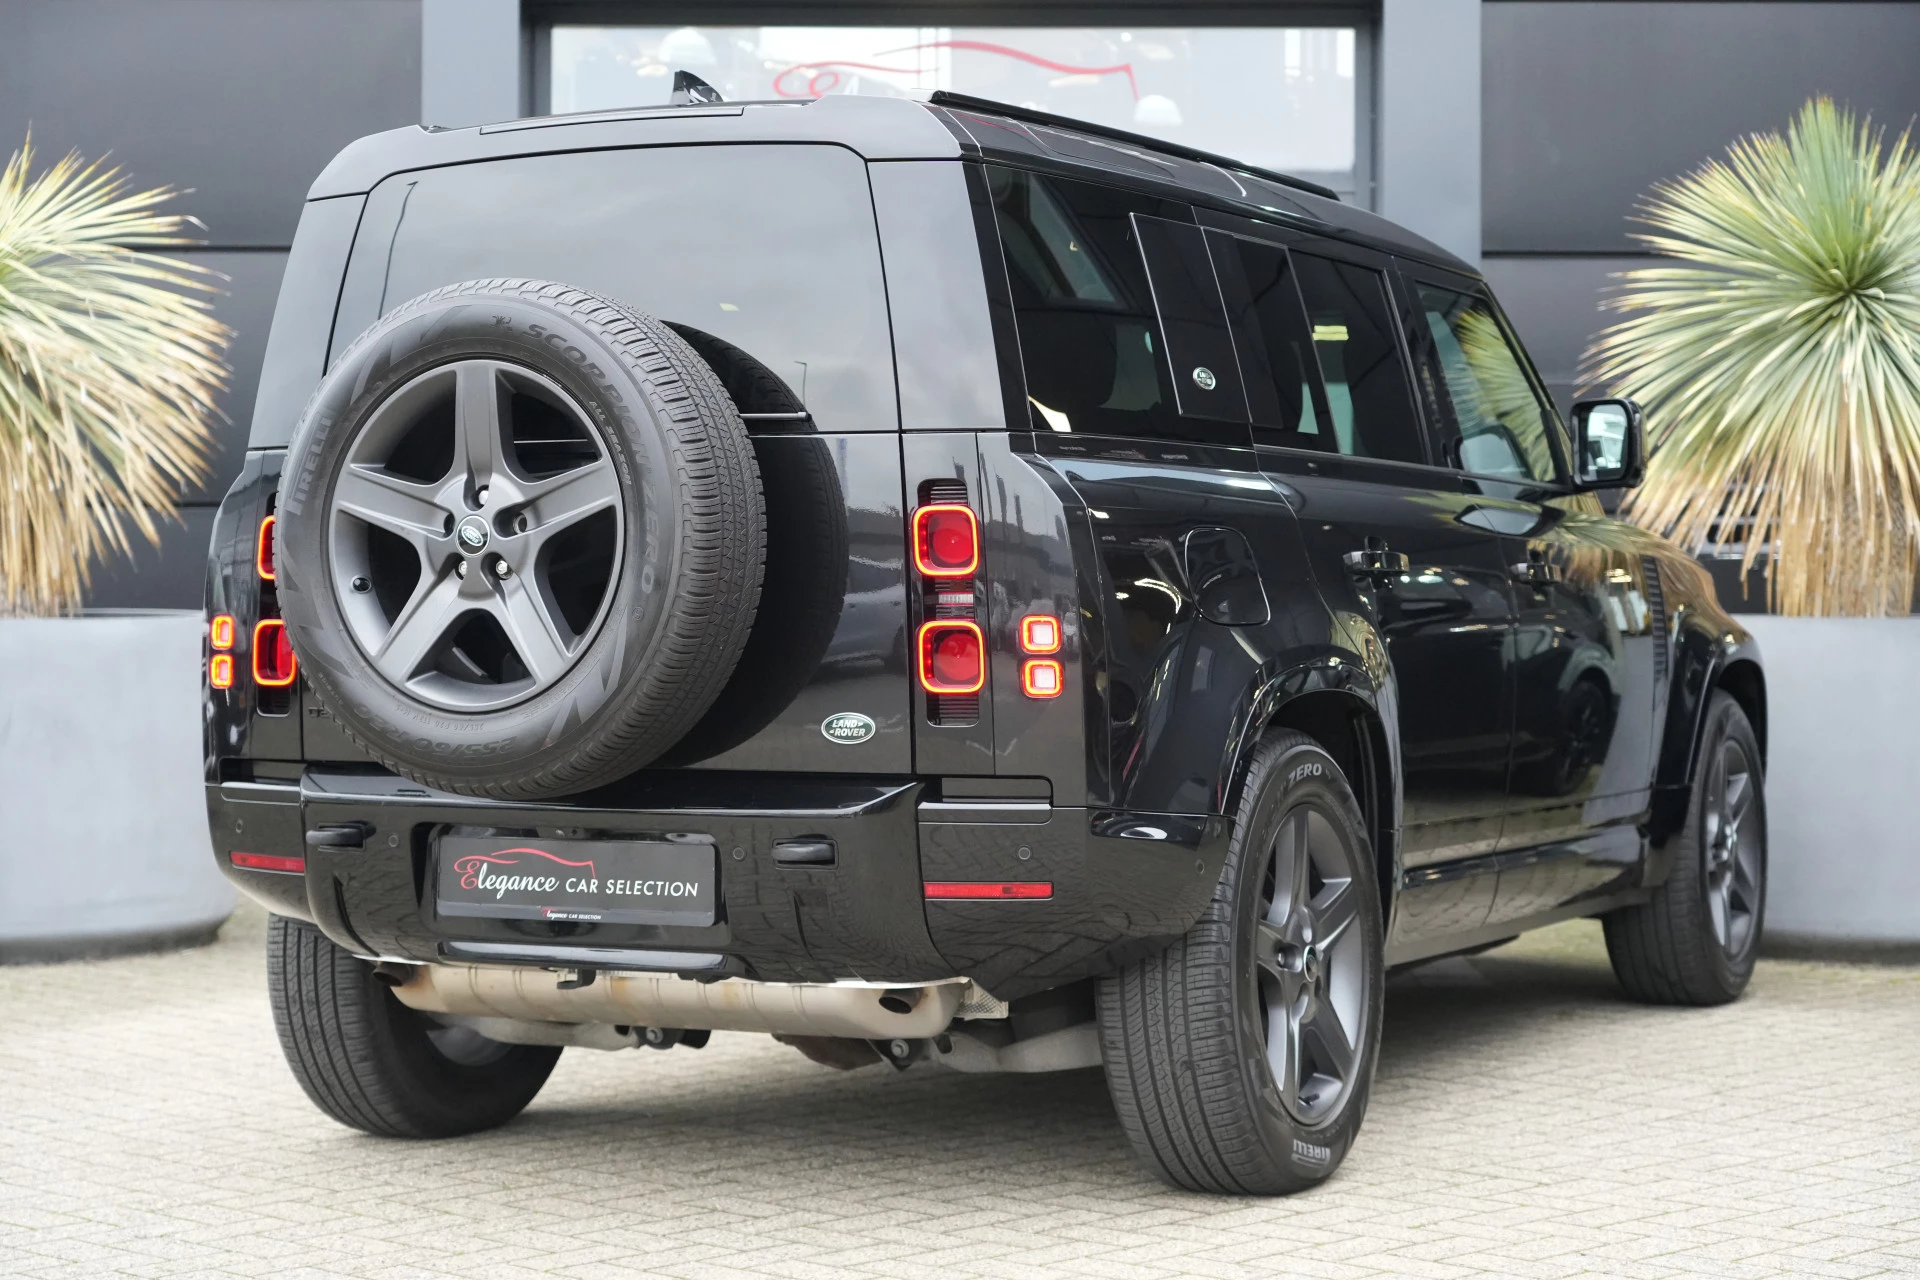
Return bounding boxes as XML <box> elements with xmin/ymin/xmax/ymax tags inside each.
<box><xmin>274</xmin><ymin>279</ymin><xmax>765</xmax><ymax>799</ymax></box>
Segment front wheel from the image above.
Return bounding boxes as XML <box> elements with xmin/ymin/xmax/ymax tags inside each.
<box><xmin>267</xmin><ymin>916</ymin><xmax>560</xmax><ymax>1137</ymax></box>
<box><xmin>1099</xmin><ymin>732</ymin><xmax>1385</xmax><ymax>1194</ymax></box>
<box><xmin>1604</xmin><ymin>691</ymin><xmax>1767</xmax><ymax>1005</ymax></box>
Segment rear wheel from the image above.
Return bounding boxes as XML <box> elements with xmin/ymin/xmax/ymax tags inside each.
<box><xmin>267</xmin><ymin>916</ymin><xmax>559</xmax><ymax>1137</ymax></box>
<box><xmin>1099</xmin><ymin>732</ymin><xmax>1384</xmax><ymax>1194</ymax></box>
<box><xmin>1604</xmin><ymin>691</ymin><xmax>1766</xmax><ymax>1005</ymax></box>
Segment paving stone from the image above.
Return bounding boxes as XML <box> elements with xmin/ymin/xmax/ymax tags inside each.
<box><xmin>1</xmin><ymin>904</ymin><xmax>1916</xmax><ymax>1278</ymax></box>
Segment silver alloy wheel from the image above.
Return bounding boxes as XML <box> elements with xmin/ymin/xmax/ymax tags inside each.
<box><xmin>1252</xmin><ymin>804</ymin><xmax>1370</xmax><ymax>1125</ymax></box>
<box><xmin>1703</xmin><ymin>737</ymin><xmax>1762</xmax><ymax>956</ymax></box>
<box><xmin>327</xmin><ymin>359</ymin><xmax>624</xmax><ymax>712</ymax></box>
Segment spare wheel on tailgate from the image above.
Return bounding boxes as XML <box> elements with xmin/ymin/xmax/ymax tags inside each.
<box><xmin>274</xmin><ymin>278</ymin><xmax>765</xmax><ymax>799</ymax></box>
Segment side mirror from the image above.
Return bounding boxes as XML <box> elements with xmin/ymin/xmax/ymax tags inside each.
<box><xmin>1570</xmin><ymin>398</ymin><xmax>1645</xmax><ymax>490</ymax></box>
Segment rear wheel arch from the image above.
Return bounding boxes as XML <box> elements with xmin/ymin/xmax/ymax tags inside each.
<box><xmin>1715</xmin><ymin>659</ymin><xmax>1767</xmax><ymax>768</ymax></box>
<box><xmin>1241</xmin><ymin>688</ymin><xmax>1397</xmax><ymax>928</ymax></box>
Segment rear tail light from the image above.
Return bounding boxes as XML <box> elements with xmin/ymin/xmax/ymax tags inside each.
<box><xmin>1021</xmin><ymin>659</ymin><xmax>1064</xmax><ymax>699</ymax></box>
<box><xmin>209</xmin><ymin>654</ymin><xmax>234</xmax><ymax>689</ymax></box>
<box><xmin>252</xmin><ymin>619</ymin><xmax>298</xmax><ymax>687</ymax></box>
<box><xmin>924</xmin><ymin>881</ymin><xmax>1052</xmax><ymax>900</ymax></box>
<box><xmin>230</xmin><ymin>851</ymin><xmax>305</xmax><ymax>874</ymax></box>
<box><xmin>209</xmin><ymin>614</ymin><xmax>235</xmax><ymax>650</ymax></box>
<box><xmin>912</xmin><ymin>504</ymin><xmax>979</xmax><ymax>577</ymax></box>
<box><xmin>256</xmin><ymin>515</ymin><xmax>277</xmax><ymax>580</ymax></box>
<box><xmin>918</xmin><ymin>620</ymin><xmax>985</xmax><ymax>694</ymax></box>
<box><xmin>1019</xmin><ymin>614</ymin><xmax>1061</xmax><ymax>654</ymax></box>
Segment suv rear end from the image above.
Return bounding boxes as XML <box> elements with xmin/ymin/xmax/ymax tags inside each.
<box><xmin>204</xmin><ymin>94</ymin><xmax>1227</xmax><ymax>1087</ymax></box>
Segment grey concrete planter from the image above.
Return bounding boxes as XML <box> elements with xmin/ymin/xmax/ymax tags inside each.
<box><xmin>1742</xmin><ymin>616</ymin><xmax>1920</xmax><ymax>955</ymax></box>
<box><xmin>0</xmin><ymin>612</ymin><xmax>232</xmax><ymax>962</ymax></box>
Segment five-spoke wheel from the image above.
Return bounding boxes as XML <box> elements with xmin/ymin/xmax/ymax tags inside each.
<box><xmin>1252</xmin><ymin>805</ymin><xmax>1369</xmax><ymax>1126</ymax></box>
<box><xmin>330</xmin><ymin>359</ymin><xmax>624</xmax><ymax>711</ymax></box>
<box><xmin>1604</xmin><ymin>690</ymin><xmax>1767</xmax><ymax>1004</ymax></box>
<box><xmin>1702</xmin><ymin>736</ymin><xmax>1761</xmax><ymax>956</ymax></box>
<box><xmin>1101</xmin><ymin>732</ymin><xmax>1384</xmax><ymax>1194</ymax></box>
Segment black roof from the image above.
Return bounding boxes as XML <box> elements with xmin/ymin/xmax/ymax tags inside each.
<box><xmin>307</xmin><ymin>93</ymin><xmax>1469</xmax><ymax>275</ymax></box>
<box><xmin>926</xmin><ymin>91</ymin><xmax>1342</xmax><ymax>202</ymax></box>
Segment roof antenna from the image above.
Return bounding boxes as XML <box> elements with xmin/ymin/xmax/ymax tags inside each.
<box><xmin>670</xmin><ymin>71</ymin><xmax>724</xmax><ymax>106</ymax></box>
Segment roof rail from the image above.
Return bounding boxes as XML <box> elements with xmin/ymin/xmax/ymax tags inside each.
<box><xmin>925</xmin><ymin>90</ymin><xmax>1340</xmax><ymax>203</ymax></box>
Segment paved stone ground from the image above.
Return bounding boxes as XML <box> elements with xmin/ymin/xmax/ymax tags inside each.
<box><xmin>2</xmin><ymin>904</ymin><xmax>1916</xmax><ymax>1280</ymax></box>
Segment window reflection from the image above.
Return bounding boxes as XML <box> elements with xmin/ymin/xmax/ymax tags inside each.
<box><xmin>550</xmin><ymin>25</ymin><xmax>1359</xmax><ymax>190</ymax></box>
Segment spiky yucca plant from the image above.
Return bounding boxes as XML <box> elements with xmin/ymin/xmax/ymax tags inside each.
<box><xmin>1583</xmin><ymin>99</ymin><xmax>1920</xmax><ymax>616</ymax></box>
<box><xmin>0</xmin><ymin>139</ymin><xmax>228</xmax><ymax>616</ymax></box>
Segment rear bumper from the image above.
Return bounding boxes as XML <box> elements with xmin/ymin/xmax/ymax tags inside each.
<box><xmin>206</xmin><ymin>771</ymin><xmax>1228</xmax><ymax>999</ymax></box>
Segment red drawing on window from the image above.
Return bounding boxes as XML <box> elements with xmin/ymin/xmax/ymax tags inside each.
<box><xmin>772</xmin><ymin>40</ymin><xmax>1139</xmax><ymax>101</ymax></box>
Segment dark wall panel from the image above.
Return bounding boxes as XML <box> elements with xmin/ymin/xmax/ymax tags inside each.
<box><xmin>176</xmin><ymin>250</ymin><xmax>289</xmax><ymax>504</ymax></box>
<box><xmin>84</xmin><ymin>506</ymin><xmax>220</xmax><ymax>613</ymax></box>
<box><xmin>1481</xmin><ymin>254</ymin><xmax>1644</xmax><ymax>410</ymax></box>
<box><xmin>1485</xmin><ymin>2</ymin><xmax>1920</xmax><ymax>253</ymax></box>
<box><xmin>1</xmin><ymin>0</ymin><xmax>421</xmax><ymax>248</ymax></box>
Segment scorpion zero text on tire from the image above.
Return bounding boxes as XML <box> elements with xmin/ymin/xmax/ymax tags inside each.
<box><xmin>267</xmin><ymin>915</ymin><xmax>560</xmax><ymax>1138</ymax></box>
<box><xmin>274</xmin><ymin>279</ymin><xmax>764</xmax><ymax>799</ymax></box>
<box><xmin>1099</xmin><ymin>732</ymin><xmax>1385</xmax><ymax>1194</ymax></box>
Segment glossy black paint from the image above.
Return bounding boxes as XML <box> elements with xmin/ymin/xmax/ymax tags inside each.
<box><xmin>202</xmin><ymin>452</ymin><xmax>300</xmax><ymax>774</ymax></box>
<box><xmin>207</xmin><ymin>92</ymin><xmax>1763</xmax><ymax>996</ymax></box>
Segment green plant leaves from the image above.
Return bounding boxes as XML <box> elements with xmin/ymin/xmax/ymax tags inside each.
<box><xmin>1583</xmin><ymin>98</ymin><xmax>1920</xmax><ymax>617</ymax></box>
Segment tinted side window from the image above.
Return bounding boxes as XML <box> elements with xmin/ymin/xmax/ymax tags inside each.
<box><xmin>1217</xmin><ymin>235</ymin><xmax>1321</xmax><ymax>446</ymax></box>
<box><xmin>339</xmin><ymin>145</ymin><xmax>894</xmax><ymax>432</ymax></box>
<box><xmin>1290</xmin><ymin>254</ymin><xmax>1426</xmax><ymax>465</ymax></box>
<box><xmin>990</xmin><ymin>168</ymin><xmax>1242</xmax><ymax>445</ymax></box>
<box><xmin>1413</xmin><ymin>283</ymin><xmax>1562</xmax><ymax>483</ymax></box>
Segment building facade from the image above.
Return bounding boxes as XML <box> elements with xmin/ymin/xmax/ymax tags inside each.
<box><xmin>5</xmin><ymin>0</ymin><xmax>1917</xmax><ymax>610</ymax></box>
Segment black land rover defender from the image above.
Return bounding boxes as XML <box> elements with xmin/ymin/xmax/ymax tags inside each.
<box><xmin>204</xmin><ymin>89</ymin><xmax>1767</xmax><ymax>1194</ymax></box>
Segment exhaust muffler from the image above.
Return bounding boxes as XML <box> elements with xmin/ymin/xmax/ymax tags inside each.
<box><xmin>390</xmin><ymin>962</ymin><xmax>971</xmax><ymax>1040</ymax></box>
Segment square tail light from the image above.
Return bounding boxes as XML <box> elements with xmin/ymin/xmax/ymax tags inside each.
<box><xmin>918</xmin><ymin>620</ymin><xmax>985</xmax><ymax>694</ymax></box>
<box><xmin>1019</xmin><ymin>614</ymin><xmax>1061</xmax><ymax>654</ymax></box>
<box><xmin>912</xmin><ymin>504</ymin><xmax>979</xmax><ymax>578</ymax></box>
<box><xmin>1021</xmin><ymin>659</ymin><xmax>1064</xmax><ymax>699</ymax></box>
<box><xmin>252</xmin><ymin>619</ymin><xmax>298</xmax><ymax>687</ymax></box>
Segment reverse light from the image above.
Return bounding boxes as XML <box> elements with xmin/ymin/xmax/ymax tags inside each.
<box><xmin>209</xmin><ymin>654</ymin><xmax>235</xmax><ymax>689</ymax></box>
<box><xmin>230</xmin><ymin>851</ymin><xmax>305</xmax><ymax>874</ymax></box>
<box><xmin>1018</xmin><ymin>614</ymin><xmax>1061</xmax><ymax>654</ymax></box>
<box><xmin>917</xmin><ymin>620</ymin><xmax>985</xmax><ymax>694</ymax></box>
<box><xmin>912</xmin><ymin>504</ymin><xmax>979</xmax><ymax>578</ymax></box>
<box><xmin>256</xmin><ymin>515</ymin><xmax>277</xmax><ymax>580</ymax></box>
<box><xmin>925</xmin><ymin>881</ymin><xmax>1053</xmax><ymax>900</ymax></box>
<box><xmin>1021</xmin><ymin>658</ymin><xmax>1064</xmax><ymax>699</ymax></box>
<box><xmin>209</xmin><ymin>614</ymin><xmax>235</xmax><ymax>650</ymax></box>
<box><xmin>252</xmin><ymin>619</ymin><xmax>298</xmax><ymax>687</ymax></box>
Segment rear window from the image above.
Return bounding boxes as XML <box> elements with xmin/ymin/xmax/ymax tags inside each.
<box><xmin>332</xmin><ymin>144</ymin><xmax>895</xmax><ymax>432</ymax></box>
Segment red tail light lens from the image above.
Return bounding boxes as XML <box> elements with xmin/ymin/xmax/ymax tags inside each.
<box><xmin>209</xmin><ymin>614</ymin><xmax>235</xmax><ymax>650</ymax></box>
<box><xmin>1021</xmin><ymin>658</ymin><xmax>1064</xmax><ymax>699</ymax></box>
<box><xmin>230</xmin><ymin>851</ymin><xmax>305</xmax><ymax>874</ymax></box>
<box><xmin>1018</xmin><ymin>614</ymin><xmax>1061</xmax><ymax>654</ymax></box>
<box><xmin>209</xmin><ymin>654</ymin><xmax>235</xmax><ymax>689</ymax></box>
<box><xmin>252</xmin><ymin>619</ymin><xmax>298</xmax><ymax>687</ymax></box>
<box><xmin>925</xmin><ymin>881</ymin><xmax>1052</xmax><ymax>900</ymax></box>
<box><xmin>256</xmin><ymin>515</ymin><xmax>277</xmax><ymax>580</ymax></box>
<box><xmin>912</xmin><ymin>504</ymin><xmax>979</xmax><ymax>577</ymax></box>
<box><xmin>918</xmin><ymin>620</ymin><xmax>985</xmax><ymax>694</ymax></box>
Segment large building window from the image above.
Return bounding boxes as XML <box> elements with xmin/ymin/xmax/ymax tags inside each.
<box><xmin>548</xmin><ymin>25</ymin><xmax>1364</xmax><ymax>198</ymax></box>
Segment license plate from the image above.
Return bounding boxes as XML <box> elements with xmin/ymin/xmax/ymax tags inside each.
<box><xmin>436</xmin><ymin>834</ymin><xmax>717</xmax><ymax>926</ymax></box>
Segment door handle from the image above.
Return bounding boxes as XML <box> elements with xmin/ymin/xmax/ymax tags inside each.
<box><xmin>1343</xmin><ymin>545</ymin><xmax>1411</xmax><ymax>576</ymax></box>
<box><xmin>772</xmin><ymin>838</ymin><xmax>836</xmax><ymax>867</ymax></box>
<box><xmin>306</xmin><ymin>822</ymin><xmax>373</xmax><ymax>850</ymax></box>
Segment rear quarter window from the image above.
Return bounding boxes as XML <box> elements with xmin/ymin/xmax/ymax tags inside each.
<box><xmin>332</xmin><ymin>144</ymin><xmax>896</xmax><ymax>432</ymax></box>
